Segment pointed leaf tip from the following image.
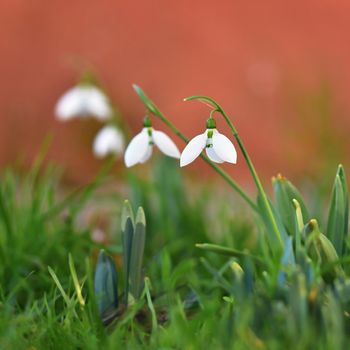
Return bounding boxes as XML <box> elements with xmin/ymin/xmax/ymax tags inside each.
<box><xmin>136</xmin><ymin>207</ymin><xmax>146</xmax><ymax>226</ymax></box>
<box><xmin>121</xmin><ymin>200</ymin><xmax>134</xmax><ymax>231</ymax></box>
<box><xmin>132</xmin><ymin>84</ymin><xmax>159</xmax><ymax>115</ymax></box>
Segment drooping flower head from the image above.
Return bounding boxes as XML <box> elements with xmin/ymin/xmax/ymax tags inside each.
<box><xmin>93</xmin><ymin>125</ymin><xmax>125</xmax><ymax>158</ymax></box>
<box><xmin>124</xmin><ymin>116</ymin><xmax>180</xmax><ymax>167</ymax></box>
<box><xmin>180</xmin><ymin>117</ymin><xmax>237</xmax><ymax>167</ymax></box>
<box><xmin>55</xmin><ymin>84</ymin><xmax>112</xmax><ymax>121</ymax></box>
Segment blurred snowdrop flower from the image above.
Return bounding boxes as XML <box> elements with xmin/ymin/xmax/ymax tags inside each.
<box><xmin>93</xmin><ymin>125</ymin><xmax>124</xmax><ymax>158</ymax></box>
<box><xmin>55</xmin><ymin>85</ymin><xmax>112</xmax><ymax>121</ymax></box>
<box><xmin>124</xmin><ymin>116</ymin><xmax>180</xmax><ymax>167</ymax></box>
<box><xmin>180</xmin><ymin>118</ymin><xmax>237</xmax><ymax>167</ymax></box>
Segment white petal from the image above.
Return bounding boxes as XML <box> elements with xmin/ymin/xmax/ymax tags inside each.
<box><xmin>140</xmin><ymin>145</ymin><xmax>153</xmax><ymax>163</ymax></box>
<box><xmin>152</xmin><ymin>130</ymin><xmax>180</xmax><ymax>159</ymax></box>
<box><xmin>180</xmin><ymin>133</ymin><xmax>206</xmax><ymax>167</ymax></box>
<box><xmin>55</xmin><ymin>87</ymin><xmax>86</xmax><ymax>120</ymax></box>
<box><xmin>86</xmin><ymin>87</ymin><xmax>112</xmax><ymax>121</ymax></box>
<box><xmin>55</xmin><ymin>86</ymin><xmax>112</xmax><ymax>121</ymax></box>
<box><xmin>205</xmin><ymin>147</ymin><xmax>224</xmax><ymax>163</ymax></box>
<box><xmin>212</xmin><ymin>131</ymin><xmax>237</xmax><ymax>164</ymax></box>
<box><xmin>93</xmin><ymin>126</ymin><xmax>124</xmax><ymax>158</ymax></box>
<box><xmin>124</xmin><ymin>129</ymin><xmax>150</xmax><ymax>167</ymax></box>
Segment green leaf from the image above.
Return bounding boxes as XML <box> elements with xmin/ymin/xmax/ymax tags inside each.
<box><xmin>0</xmin><ymin>186</ymin><xmax>13</xmax><ymax>237</ymax></box>
<box><xmin>183</xmin><ymin>95</ymin><xmax>221</xmax><ymax>110</ymax></box>
<box><xmin>143</xmin><ymin>277</ymin><xmax>157</xmax><ymax>333</ymax></box>
<box><xmin>122</xmin><ymin>217</ymin><xmax>134</xmax><ymax>304</ymax></box>
<box><xmin>277</xmin><ymin>236</ymin><xmax>295</xmax><ymax>287</ymax></box>
<box><xmin>129</xmin><ymin>207</ymin><xmax>146</xmax><ymax>299</ymax></box>
<box><xmin>327</xmin><ymin>165</ymin><xmax>348</xmax><ymax>256</ymax></box>
<box><xmin>48</xmin><ymin>266</ymin><xmax>71</xmax><ymax>306</ymax></box>
<box><xmin>292</xmin><ymin>199</ymin><xmax>304</xmax><ymax>263</ymax></box>
<box><xmin>272</xmin><ymin>174</ymin><xmax>309</xmax><ymax>236</ymax></box>
<box><xmin>288</xmin><ymin>272</ymin><xmax>308</xmax><ymax>331</ymax></box>
<box><xmin>338</xmin><ymin>165</ymin><xmax>349</xmax><ymax>238</ymax></box>
<box><xmin>195</xmin><ymin>243</ymin><xmax>264</xmax><ymax>266</ymax></box>
<box><xmin>132</xmin><ymin>84</ymin><xmax>160</xmax><ymax>115</ymax></box>
<box><xmin>94</xmin><ymin>250</ymin><xmax>119</xmax><ymax>321</ymax></box>
<box><xmin>257</xmin><ymin>193</ymin><xmax>287</xmax><ymax>254</ymax></box>
<box><xmin>306</xmin><ymin>219</ymin><xmax>343</xmax><ymax>281</ymax></box>
<box><xmin>121</xmin><ymin>199</ymin><xmax>134</xmax><ymax>231</ymax></box>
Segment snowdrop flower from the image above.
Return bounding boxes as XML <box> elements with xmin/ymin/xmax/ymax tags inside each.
<box><xmin>124</xmin><ymin>116</ymin><xmax>180</xmax><ymax>167</ymax></box>
<box><xmin>93</xmin><ymin>125</ymin><xmax>124</xmax><ymax>158</ymax></box>
<box><xmin>55</xmin><ymin>85</ymin><xmax>112</xmax><ymax>121</ymax></box>
<box><xmin>180</xmin><ymin>118</ymin><xmax>237</xmax><ymax>167</ymax></box>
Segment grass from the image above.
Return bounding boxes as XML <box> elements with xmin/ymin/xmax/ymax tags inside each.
<box><xmin>0</xmin><ymin>154</ymin><xmax>349</xmax><ymax>350</ymax></box>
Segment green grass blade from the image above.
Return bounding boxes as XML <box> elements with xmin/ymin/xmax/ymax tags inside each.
<box><xmin>143</xmin><ymin>277</ymin><xmax>158</xmax><ymax>333</ymax></box>
<box><xmin>68</xmin><ymin>253</ymin><xmax>85</xmax><ymax>307</ymax></box>
<box><xmin>195</xmin><ymin>243</ymin><xmax>265</xmax><ymax>266</ymax></box>
<box><xmin>48</xmin><ymin>266</ymin><xmax>71</xmax><ymax>306</ymax></box>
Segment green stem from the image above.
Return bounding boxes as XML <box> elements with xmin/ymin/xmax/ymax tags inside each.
<box><xmin>132</xmin><ymin>84</ymin><xmax>256</xmax><ymax>211</ymax></box>
<box><xmin>185</xmin><ymin>96</ymin><xmax>283</xmax><ymax>253</ymax></box>
<box><xmin>151</xmin><ymin>107</ymin><xmax>258</xmax><ymax>212</ymax></box>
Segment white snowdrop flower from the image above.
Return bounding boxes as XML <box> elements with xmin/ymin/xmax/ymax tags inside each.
<box><xmin>93</xmin><ymin>125</ymin><xmax>124</xmax><ymax>158</ymax></box>
<box><xmin>180</xmin><ymin>118</ymin><xmax>237</xmax><ymax>167</ymax></box>
<box><xmin>124</xmin><ymin>116</ymin><xmax>180</xmax><ymax>167</ymax></box>
<box><xmin>55</xmin><ymin>85</ymin><xmax>112</xmax><ymax>121</ymax></box>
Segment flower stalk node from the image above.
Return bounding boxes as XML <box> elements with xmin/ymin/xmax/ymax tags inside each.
<box><xmin>143</xmin><ymin>115</ymin><xmax>152</xmax><ymax>128</ymax></box>
<box><xmin>206</xmin><ymin>117</ymin><xmax>216</xmax><ymax>129</ymax></box>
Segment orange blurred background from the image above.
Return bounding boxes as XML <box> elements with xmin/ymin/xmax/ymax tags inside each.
<box><xmin>0</xmin><ymin>0</ymin><xmax>349</xmax><ymax>184</ymax></box>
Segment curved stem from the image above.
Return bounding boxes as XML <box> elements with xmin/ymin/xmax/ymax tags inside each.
<box><xmin>153</xmin><ymin>109</ymin><xmax>258</xmax><ymax>212</ymax></box>
<box><xmin>185</xmin><ymin>96</ymin><xmax>283</xmax><ymax>252</ymax></box>
<box><xmin>132</xmin><ymin>85</ymin><xmax>257</xmax><ymax>211</ymax></box>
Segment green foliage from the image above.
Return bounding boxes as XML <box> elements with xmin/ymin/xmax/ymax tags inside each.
<box><xmin>121</xmin><ymin>201</ymin><xmax>146</xmax><ymax>303</ymax></box>
<box><xmin>1</xmin><ymin>157</ymin><xmax>350</xmax><ymax>349</ymax></box>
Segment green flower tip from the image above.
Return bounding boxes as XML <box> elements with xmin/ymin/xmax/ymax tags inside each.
<box><xmin>337</xmin><ymin>164</ymin><xmax>345</xmax><ymax>176</ymax></box>
<box><xmin>80</xmin><ymin>70</ymin><xmax>97</xmax><ymax>86</ymax></box>
<box><xmin>206</xmin><ymin>117</ymin><xmax>216</xmax><ymax>129</ymax></box>
<box><xmin>292</xmin><ymin>198</ymin><xmax>300</xmax><ymax>209</ymax></box>
<box><xmin>272</xmin><ymin>173</ymin><xmax>286</xmax><ymax>183</ymax></box>
<box><xmin>305</xmin><ymin>219</ymin><xmax>319</xmax><ymax>234</ymax></box>
<box><xmin>230</xmin><ymin>261</ymin><xmax>244</xmax><ymax>274</ymax></box>
<box><xmin>143</xmin><ymin>115</ymin><xmax>152</xmax><ymax>127</ymax></box>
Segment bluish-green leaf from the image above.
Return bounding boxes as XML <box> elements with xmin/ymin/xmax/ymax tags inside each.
<box><xmin>278</xmin><ymin>236</ymin><xmax>295</xmax><ymax>287</ymax></box>
<box><xmin>94</xmin><ymin>250</ymin><xmax>119</xmax><ymax>319</ymax></box>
